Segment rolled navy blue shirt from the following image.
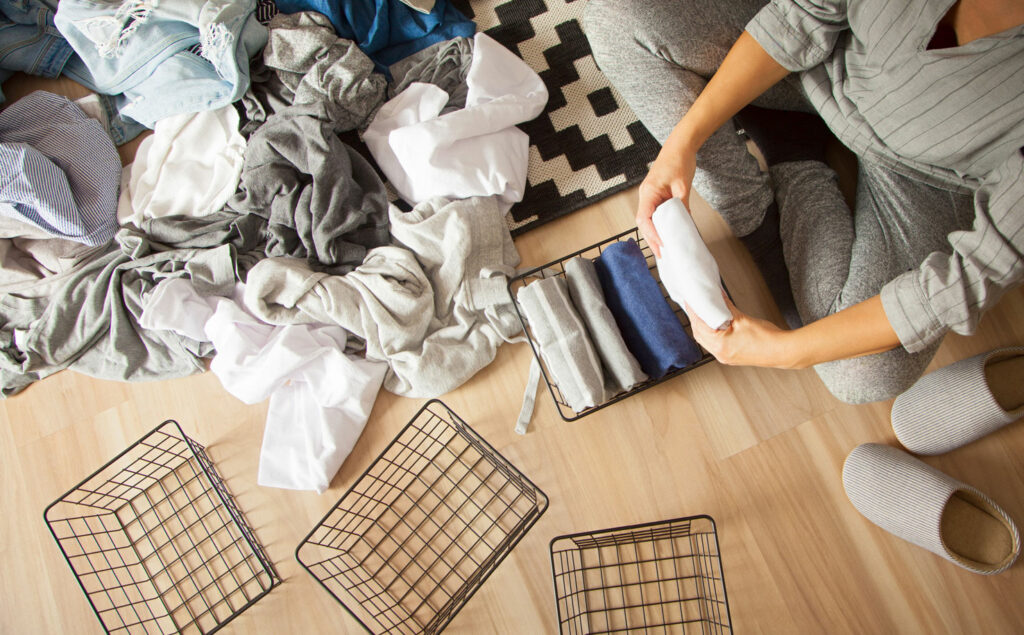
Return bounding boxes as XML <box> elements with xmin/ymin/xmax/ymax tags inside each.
<box><xmin>594</xmin><ymin>238</ymin><xmax>702</xmax><ymax>379</ymax></box>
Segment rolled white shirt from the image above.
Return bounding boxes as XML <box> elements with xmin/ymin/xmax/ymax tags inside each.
<box><xmin>652</xmin><ymin>198</ymin><xmax>732</xmax><ymax>330</ymax></box>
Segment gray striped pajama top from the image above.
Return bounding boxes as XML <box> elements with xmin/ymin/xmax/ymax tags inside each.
<box><xmin>746</xmin><ymin>0</ymin><xmax>1024</xmax><ymax>353</ymax></box>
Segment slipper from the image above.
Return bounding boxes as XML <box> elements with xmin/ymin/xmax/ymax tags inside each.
<box><xmin>842</xmin><ymin>443</ymin><xmax>1020</xmax><ymax>575</ymax></box>
<box><xmin>891</xmin><ymin>346</ymin><xmax>1024</xmax><ymax>455</ymax></box>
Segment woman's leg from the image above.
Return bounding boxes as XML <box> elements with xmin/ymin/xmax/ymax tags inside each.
<box><xmin>583</xmin><ymin>0</ymin><xmax>809</xmax><ymax>236</ymax></box>
<box><xmin>585</xmin><ymin>1</ymin><xmax>976</xmax><ymax>404</ymax></box>
<box><xmin>775</xmin><ymin>159</ymin><xmax>976</xmax><ymax>403</ymax></box>
<box><xmin>584</xmin><ymin>0</ymin><xmax>818</xmax><ymax>326</ymax></box>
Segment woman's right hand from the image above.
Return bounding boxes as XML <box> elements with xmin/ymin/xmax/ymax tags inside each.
<box><xmin>636</xmin><ymin>141</ymin><xmax>697</xmax><ymax>258</ymax></box>
<box><xmin>635</xmin><ymin>30</ymin><xmax>790</xmax><ymax>258</ymax></box>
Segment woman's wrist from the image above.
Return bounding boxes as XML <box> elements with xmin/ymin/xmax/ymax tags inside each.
<box><xmin>664</xmin><ymin>116</ymin><xmax>708</xmax><ymax>158</ymax></box>
<box><xmin>773</xmin><ymin>327</ymin><xmax>811</xmax><ymax>370</ymax></box>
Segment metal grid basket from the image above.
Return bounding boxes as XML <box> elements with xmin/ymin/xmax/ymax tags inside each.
<box><xmin>508</xmin><ymin>227</ymin><xmax>716</xmax><ymax>421</ymax></box>
<box><xmin>296</xmin><ymin>399</ymin><xmax>549</xmax><ymax>634</ymax></box>
<box><xmin>44</xmin><ymin>420</ymin><xmax>279</xmax><ymax>634</ymax></box>
<box><xmin>550</xmin><ymin>515</ymin><xmax>731</xmax><ymax>634</ymax></box>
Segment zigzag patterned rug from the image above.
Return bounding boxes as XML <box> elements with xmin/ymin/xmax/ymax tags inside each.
<box><xmin>258</xmin><ymin>0</ymin><xmax>659</xmax><ymax>235</ymax></box>
<box><xmin>456</xmin><ymin>0</ymin><xmax>660</xmax><ymax>234</ymax></box>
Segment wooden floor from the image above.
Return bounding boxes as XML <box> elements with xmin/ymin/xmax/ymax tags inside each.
<box><xmin>3</xmin><ymin>77</ymin><xmax>1024</xmax><ymax>634</ymax></box>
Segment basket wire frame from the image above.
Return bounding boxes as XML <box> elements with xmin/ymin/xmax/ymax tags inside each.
<box><xmin>508</xmin><ymin>227</ymin><xmax>718</xmax><ymax>421</ymax></box>
<box><xmin>44</xmin><ymin>421</ymin><xmax>279</xmax><ymax>634</ymax></box>
<box><xmin>550</xmin><ymin>515</ymin><xmax>732</xmax><ymax>634</ymax></box>
<box><xmin>296</xmin><ymin>399</ymin><xmax>549</xmax><ymax>634</ymax></box>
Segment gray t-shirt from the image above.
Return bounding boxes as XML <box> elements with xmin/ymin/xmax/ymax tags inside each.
<box><xmin>747</xmin><ymin>0</ymin><xmax>1024</xmax><ymax>352</ymax></box>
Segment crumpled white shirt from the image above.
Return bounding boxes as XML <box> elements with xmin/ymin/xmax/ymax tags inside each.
<box><xmin>118</xmin><ymin>105</ymin><xmax>246</xmax><ymax>225</ymax></box>
<box><xmin>363</xmin><ymin>32</ymin><xmax>547</xmax><ymax>212</ymax></box>
<box><xmin>139</xmin><ymin>278</ymin><xmax>386</xmax><ymax>493</ymax></box>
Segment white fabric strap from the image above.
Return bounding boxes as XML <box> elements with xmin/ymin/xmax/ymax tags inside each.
<box><xmin>515</xmin><ymin>356</ymin><xmax>542</xmax><ymax>435</ymax></box>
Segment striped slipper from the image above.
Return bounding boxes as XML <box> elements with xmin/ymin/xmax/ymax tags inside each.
<box><xmin>842</xmin><ymin>444</ymin><xmax>1020</xmax><ymax>575</ymax></box>
<box><xmin>891</xmin><ymin>346</ymin><xmax>1024</xmax><ymax>455</ymax></box>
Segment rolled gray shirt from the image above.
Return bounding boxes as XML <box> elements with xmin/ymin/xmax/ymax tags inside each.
<box><xmin>746</xmin><ymin>0</ymin><xmax>1024</xmax><ymax>352</ymax></box>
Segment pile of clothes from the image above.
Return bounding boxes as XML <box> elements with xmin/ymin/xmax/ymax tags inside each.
<box><xmin>0</xmin><ymin>0</ymin><xmax>548</xmax><ymax>492</ymax></box>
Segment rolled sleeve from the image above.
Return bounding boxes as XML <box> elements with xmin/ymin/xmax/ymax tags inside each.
<box><xmin>881</xmin><ymin>149</ymin><xmax>1024</xmax><ymax>353</ymax></box>
<box><xmin>745</xmin><ymin>0</ymin><xmax>849</xmax><ymax>71</ymax></box>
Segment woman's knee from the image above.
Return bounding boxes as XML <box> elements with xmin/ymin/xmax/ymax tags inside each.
<box><xmin>813</xmin><ymin>351</ymin><xmax>929</xmax><ymax>405</ymax></box>
<box><xmin>582</xmin><ymin>0</ymin><xmax>643</xmax><ymax>60</ymax></box>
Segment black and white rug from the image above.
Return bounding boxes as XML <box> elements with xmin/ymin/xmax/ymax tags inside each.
<box><xmin>258</xmin><ymin>0</ymin><xmax>659</xmax><ymax>235</ymax></box>
<box><xmin>456</xmin><ymin>0</ymin><xmax>659</xmax><ymax>234</ymax></box>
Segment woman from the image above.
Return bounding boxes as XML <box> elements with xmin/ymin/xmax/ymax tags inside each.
<box><xmin>583</xmin><ymin>0</ymin><xmax>1024</xmax><ymax>403</ymax></box>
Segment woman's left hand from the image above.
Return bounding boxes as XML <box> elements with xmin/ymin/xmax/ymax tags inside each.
<box><xmin>687</xmin><ymin>297</ymin><xmax>802</xmax><ymax>369</ymax></box>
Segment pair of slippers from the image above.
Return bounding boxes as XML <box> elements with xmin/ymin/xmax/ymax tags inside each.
<box><xmin>843</xmin><ymin>346</ymin><xmax>1024</xmax><ymax>575</ymax></box>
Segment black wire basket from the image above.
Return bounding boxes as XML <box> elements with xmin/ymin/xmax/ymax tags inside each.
<box><xmin>550</xmin><ymin>515</ymin><xmax>732</xmax><ymax>634</ymax></box>
<box><xmin>44</xmin><ymin>420</ymin><xmax>279</xmax><ymax>634</ymax></box>
<box><xmin>508</xmin><ymin>227</ymin><xmax>717</xmax><ymax>422</ymax></box>
<box><xmin>296</xmin><ymin>399</ymin><xmax>549</xmax><ymax>634</ymax></box>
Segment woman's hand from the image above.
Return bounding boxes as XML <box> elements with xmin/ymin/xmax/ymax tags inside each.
<box><xmin>634</xmin><ymin>31</ymin><xmax>792</xmax><ymax>258</ymax></box>
<box><xmin>637</xmin><ymin>140</ymin><xmax>698</xmax><ymax>258</ymax></box>
<box><xmin>687</xmin><ymin>296</ymin><xmax>802</xmax><ymax>369</ymax></box>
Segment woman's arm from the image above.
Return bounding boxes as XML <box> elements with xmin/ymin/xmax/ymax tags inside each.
<box><xmin>690</xmin><ymin>294</ymin><xmax>902</xmax><ymax>369</ymax></box>
<box><xmin>638</xmin><ymin>31</ymin><xmax>790</xmax><ymax>256</ymax></box>
<box><xmin>646</xmin><ymin>23</ymin><xmax>906</xmax><ymax>367</ymax></box>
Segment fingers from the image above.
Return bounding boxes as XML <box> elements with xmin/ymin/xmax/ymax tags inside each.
<box><xmin>669</xmin><ymin>182</ymin><xmax>691</xmax><ymax>211</ymax></box>
<box><xmin>685</xmin><ymin>301</ymin><xmax>717</xmax><ymax>340</ymax></box>
<box><xmin>722</xmin><ymin>292</ymin><xmax>739</xmax><ymax>315</ymax></box>
<box><xmin>636</xmin><ymin>188</ymin><xmax>665</xmax><ymax>258</ymax></box>
<box><xmin>684</xmin><ymin>303</ymin><xmax>708</xmax><ymax>337</ymax></box>
<box><xmin>686</xmin><ymin>300</ymin><xmax>740</xmax><ymax>366</ymax></box>
<box><xmin>638</xmin><ymin>217</ymin><xmax>663</xmax><ymax>258</ymax></box>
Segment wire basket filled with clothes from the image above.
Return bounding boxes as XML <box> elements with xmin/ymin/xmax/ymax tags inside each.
<box><xmin>44</xmin><ymin>421</ymin><xmax>279</xmax><ymax>634</ymax></box>
<box><xmin>508</xmin><ymin>227</ymin><xmax>719</xmax><ymax>422</ymax></box>
<box><xmin>550</xmin><ymin>515</ymin><xmax>732</xmax><ymax>634</ymax></box>
<box><xmin>295</xmin><ymin>400</ymin><xmax>548</xmax><ymax>634</ymax></box>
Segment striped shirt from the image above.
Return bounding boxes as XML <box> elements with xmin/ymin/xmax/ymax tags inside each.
<box><xmin>0</xmin><ymin>91</ymin><xmax>120</xmax><ymax>246</ymax></box>
<box><xmin>747</xmin><ymin>0</ymin><xmax>1024</xmax><ymax>352</ymax></box>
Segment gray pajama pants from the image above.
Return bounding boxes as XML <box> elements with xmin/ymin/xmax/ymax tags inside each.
<box><xmin>583</xmin><ymin>0</ymin><xmax>976</xmax><ymax>404</ymax></box>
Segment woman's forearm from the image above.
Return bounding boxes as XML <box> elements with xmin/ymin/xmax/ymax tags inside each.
<box><xmin>781</xmin><ymin>296</ymin><xmax>902</xmax><ymax>369</ymax></box>
<box><xmin>636</xmin><ymin>31</ymin><xmax>791</xmax><ymax>254</ymax></box>
<box><xmin>667</xmin><ymin>31</ymin><xmax>790</xmax><ymax>152</ymax></box>
<box><xmin>691</xmin><ymin>295</ymin><xmax>902</xmax><ymax>370</ymax></box>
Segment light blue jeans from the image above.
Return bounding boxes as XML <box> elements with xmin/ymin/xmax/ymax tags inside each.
<box><xmin>0</xmin><ymin>0</ymin><xmax>144</xmax><ymax>143</ymax></box>
<box><xmin>54</xmin><ymin>0</ymin><xmax>267</xmax><ymax>127</ymax></box>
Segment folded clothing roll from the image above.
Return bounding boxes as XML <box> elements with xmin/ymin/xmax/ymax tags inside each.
<box><xmin>594</xmin><ymin>239</ymin><xmax>703</xmax><ymax>379</ymax></box>
<box><xmin>564</xmin><ymin>257</ymin><xmax>648</xmax><ymax>393</ymax></box>
<box><xmin>652</xmin><ymin>198</ymin><xmax>731</xmax><ymax>330</ymax></box>
<box><xmin>517</xmin><ymin>275</ymin><xmax>607</xmax><ymax>413</ymax></box>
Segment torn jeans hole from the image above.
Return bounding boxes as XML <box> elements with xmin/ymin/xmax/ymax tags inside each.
<box><xmin>75</xmin><ymin>0</ymin><xmax>157</xmax><ymax>59</ymax></box>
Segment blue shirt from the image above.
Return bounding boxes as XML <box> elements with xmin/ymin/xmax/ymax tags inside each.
<box><xmin>274</xmin><ymin>0</ymin><xmax>476</xmax><ymax>73</ymax></box>
<box><xmin>0</xmin><ymin>91</ymin><xmax>121</xmax><ymax>246</ymax></box>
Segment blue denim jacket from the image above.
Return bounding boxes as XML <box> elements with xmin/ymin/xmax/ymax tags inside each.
<box><xmin>0</xmin><ymin>0</ymin><xmax>145</xmax><ymax>144</ymax></box>
<box><xmin>55</xmin><ymin>0</ymin><xmax>267</xmax><ymax>128</ymax></box>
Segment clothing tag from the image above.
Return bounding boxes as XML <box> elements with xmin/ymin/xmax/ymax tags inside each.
<box><xmin>398</xmin><ymin>0</ymin><xmax>436</xmax><ymax>14</ymax></box>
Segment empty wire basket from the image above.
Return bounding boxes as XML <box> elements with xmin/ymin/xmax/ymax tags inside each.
<box><xmin>296</xmin><ymin>399</ymin><xmax>549</xmax><ymax>634</ymax></box>
<box><xmin>44</xmin><ymin>421</ymin><xmax>279</xmax><ymax>634</ymax></box>
<box><xmin>508</xmin><ymin>227</ymin><xmax>717</xmax><ymax>422</ymax></box>
<box><xmin>550</xmin><ymin>515</ymin><xmax>731</xmax><ymax>634</ymax></box>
